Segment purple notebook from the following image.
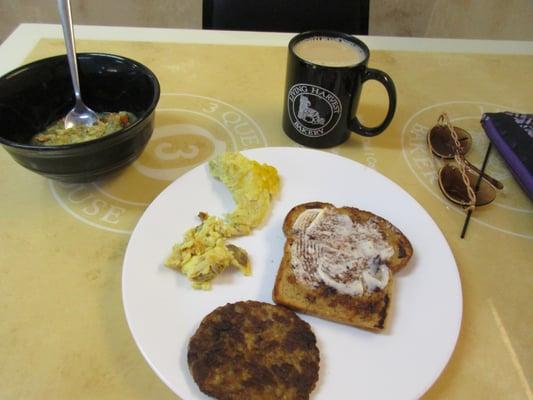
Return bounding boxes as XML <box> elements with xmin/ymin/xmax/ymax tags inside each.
<box><xmin>481</xmin><ymin>112</ymin><xmax>533</xmax><ymax>200</ymax></box>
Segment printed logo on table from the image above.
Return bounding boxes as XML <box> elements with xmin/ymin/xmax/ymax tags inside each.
<box><xmin>50</xmin><ymin>94</ymin><xmax>267</xmax><ymax>234</ymax></box>
<box><xmin>287</xmin><ymin>84</ymin><xmax>342</xmax><ymax>137</ymax></box>
<box><xmin>402</xmin><ymin>101</ymin><xmax>532</xmax><ymax>239</ymax></box>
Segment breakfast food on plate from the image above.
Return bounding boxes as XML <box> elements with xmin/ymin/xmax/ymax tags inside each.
<box><xmin>165</xmin><ymin>152</ymin><xmax>280</xmax><ymax>289</ymax></box>
<box><xmin>166</xmin><ymin>213</ymin><xmax>251</xmax><ymax>288</ymax></box>
<box><xmin>209</xmin><ymin>152</ymin><xmax>280</xmax><ymax>235</ymax></box>
<box><xmin>31</xmin><ymin>111</ymin><xmax>136</xmax><ymax>145</ymax></box>
<box><xmin>273</xmin><ymin>202</ymin><xmax>413</xmax><ymax>331</ymax></box>
<box><xmin>188</xmin><ymin>301</ymin><xmax>320</xmax><ymax>400</ymax></box>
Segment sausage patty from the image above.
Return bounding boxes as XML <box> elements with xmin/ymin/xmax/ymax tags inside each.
<box><xmin>188</xmin><ymin>301</ymin><xmax>320</xmax><ymax>400</ymax></box>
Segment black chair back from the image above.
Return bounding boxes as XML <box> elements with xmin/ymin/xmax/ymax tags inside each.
<box><xmin>203</xmin><ymin>0</ymin><xmax>369</xmax><ymax>34</ymax></box>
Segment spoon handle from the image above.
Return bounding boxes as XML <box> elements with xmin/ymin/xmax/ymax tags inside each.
<box><xmin>57</xmin><ymin>0</ymin><xmax>82</xmax><ymax>103</ymax></box>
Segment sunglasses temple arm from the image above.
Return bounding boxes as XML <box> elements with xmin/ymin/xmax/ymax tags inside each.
<box><xmin>463</xmin><ymin>157</ymin><xmax>503</xmax><ymax>190</ymax></box>
<box><xmin>461</xmin><ymin>143</ymin><xmax>493</xmax><ymax>238</ymax></box>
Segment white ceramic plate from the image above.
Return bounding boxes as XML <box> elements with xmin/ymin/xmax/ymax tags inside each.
<box><xmin>122</xmin><ymin>147</ymin><xmax>462</xmax><ymax>400</ymax></box>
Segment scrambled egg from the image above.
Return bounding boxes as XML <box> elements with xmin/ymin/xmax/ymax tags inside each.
<box><xmin>165</xmin><ymin>152</ymin><xmax>280</xmax><ymax>289</ymax></box>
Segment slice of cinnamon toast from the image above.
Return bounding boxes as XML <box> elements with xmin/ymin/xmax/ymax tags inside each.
<box><xmin>273</xmin><ymin>202</ymin><xmax>413</xmax><ymax>331</ymax></box>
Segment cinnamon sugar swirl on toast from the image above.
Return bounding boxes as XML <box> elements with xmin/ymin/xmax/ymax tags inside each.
<box><xmin>273</xmin><ymin>202</ymin><xmax>413</xmax><ymax>331</ymax></box>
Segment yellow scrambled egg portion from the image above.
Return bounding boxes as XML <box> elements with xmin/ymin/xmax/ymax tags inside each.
<box><xmin>165</xmin><ymin>152</ymin><xmax>280</xmax><ymax>289</ymax></box>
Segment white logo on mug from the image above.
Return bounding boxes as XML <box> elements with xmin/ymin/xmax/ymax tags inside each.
<box><xmin>287</xmin><ymin>83</ymin><xmax>342</xmax><ymax>137</ymax></box>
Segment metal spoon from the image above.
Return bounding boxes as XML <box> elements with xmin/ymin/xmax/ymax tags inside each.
<box><xmin>57</xmin><ymin>0</ymin><xmax>98</xmax><ymax>129</ymax></box>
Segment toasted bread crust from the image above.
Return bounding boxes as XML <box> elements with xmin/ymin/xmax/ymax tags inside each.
<box><xmin>188</xmin><ymin>301</ymin><xmax>320</xmax><ymax>400</ymax></box>
<box><xmin>273</xmin><ymin>202</ymin><xmax>413</xmax><ymax>331</ymax></box>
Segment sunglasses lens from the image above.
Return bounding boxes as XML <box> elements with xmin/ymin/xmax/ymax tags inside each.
<box><xmin>429</xmin><ymin>125</ymin><xmax>472</xmax><ymax>158</ymax></box>
<box><xmin>438</xmin><ymin>165</ymin><xmax>497</xmax><ymax>206</ymax></box>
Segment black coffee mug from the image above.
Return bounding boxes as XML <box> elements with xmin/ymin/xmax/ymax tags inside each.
<box><xmin>282</xmin><ymin>31</ymin><xmax>396</xmax><ymax>148</ymax></box>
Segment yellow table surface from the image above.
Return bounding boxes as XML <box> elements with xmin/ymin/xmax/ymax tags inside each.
<box><xmin>1</xmin><ymin>29</ymin><xmax>532</xmax><ymax>400</ymax></box>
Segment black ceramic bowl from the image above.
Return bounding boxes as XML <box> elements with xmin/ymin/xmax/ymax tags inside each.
<box><xmin>0</xmin><ymin>53</ymin><xmax>160</xmax><ymax>182</ymax></box>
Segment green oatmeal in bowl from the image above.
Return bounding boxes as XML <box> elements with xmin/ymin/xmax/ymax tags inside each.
<box><xmin>31</xmin><ymin>111</ymin><xmax>136</xmax><ymax>146</ymax></box>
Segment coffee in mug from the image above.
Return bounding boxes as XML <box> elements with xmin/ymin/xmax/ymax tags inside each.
<box><xmin>283</xmin><ymin>31</ymin><xmax>397</xmax><ymax>148</ymax></box>
<box><xmin>292</xmin><ymin>36</ymin><xmax>366</xmax><ymax>67</ymax></box>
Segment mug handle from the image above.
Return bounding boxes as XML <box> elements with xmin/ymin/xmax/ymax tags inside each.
<box><xmin>349</xmin><ymin>68</ymin><xmax>397</xmax><ymax>137</ymax></box>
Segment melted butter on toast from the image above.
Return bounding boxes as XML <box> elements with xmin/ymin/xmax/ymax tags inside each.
<box><xmin>290</xmin><ymin>208</ymin><xmax>394</xmax><ymax>295</ymax></box>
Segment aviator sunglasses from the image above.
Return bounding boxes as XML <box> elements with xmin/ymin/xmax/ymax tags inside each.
<box><xmin>427</xmin><ymin>113</ymin><xmax>504</xmax><ymax>237</ymax></box>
